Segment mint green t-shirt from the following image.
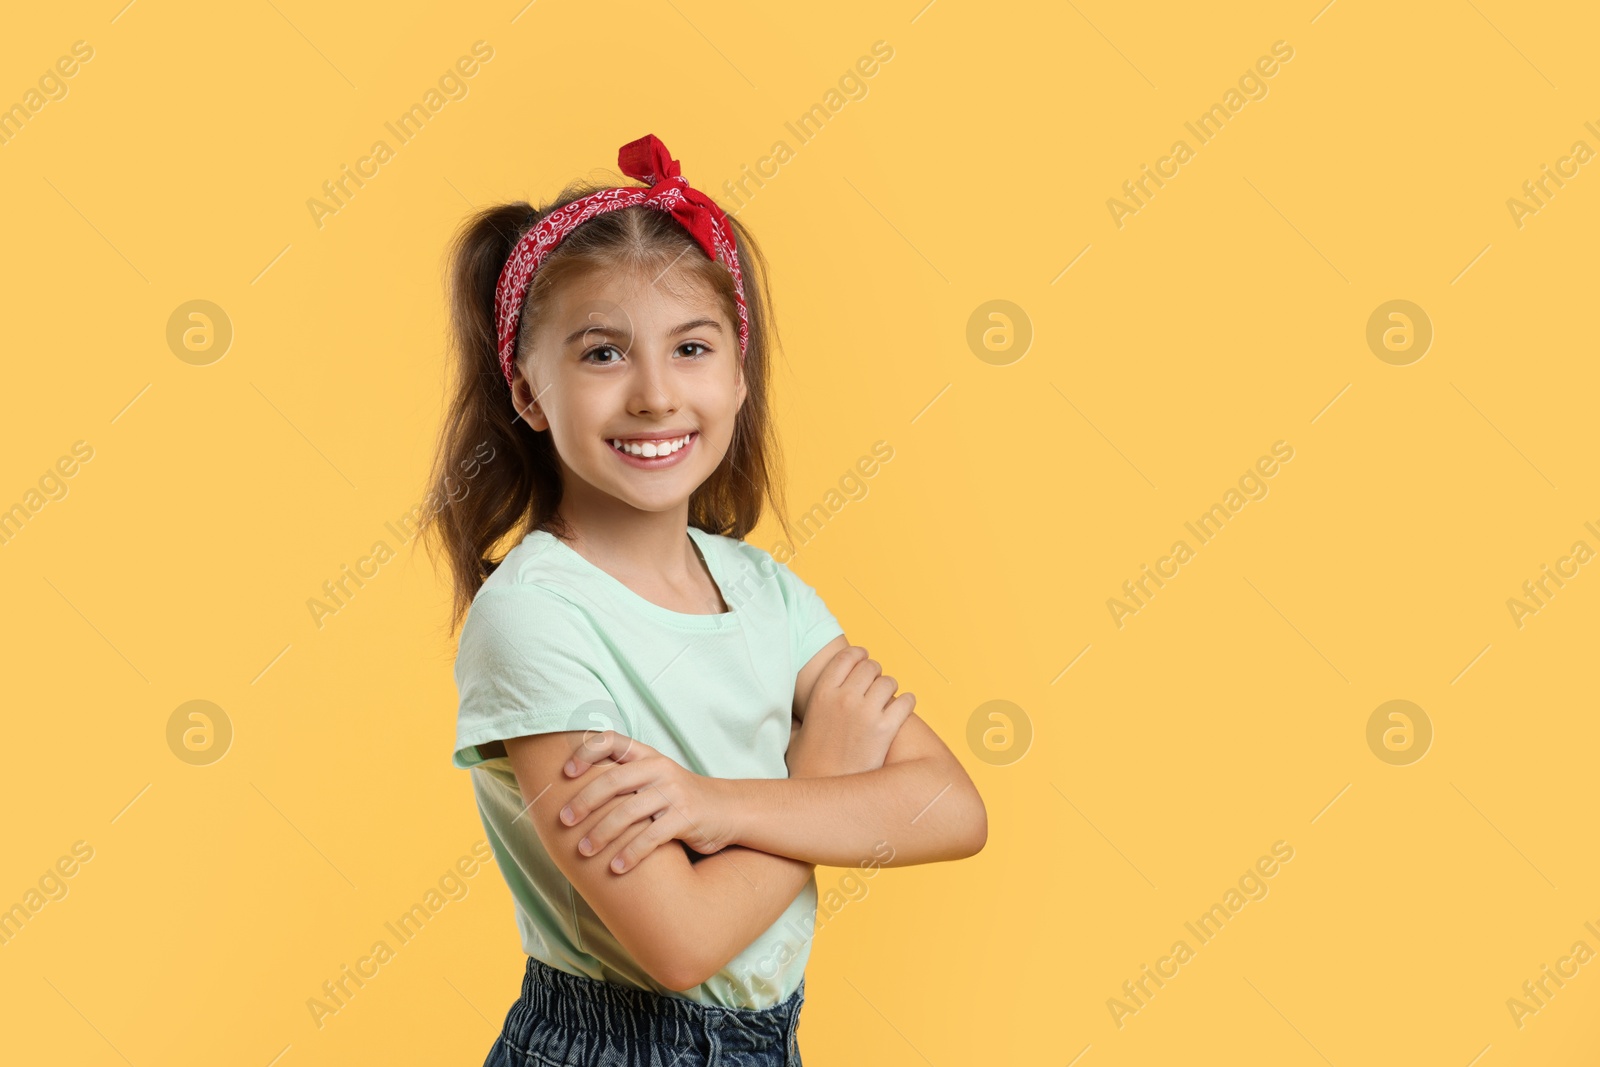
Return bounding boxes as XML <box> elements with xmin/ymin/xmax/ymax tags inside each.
<box><xmin>451</xmin><ymin>525</ymin><xmax>844</xmax><ymax>1009</ymax></box>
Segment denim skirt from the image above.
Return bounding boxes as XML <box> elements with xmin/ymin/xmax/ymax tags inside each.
<box><xmin>482</xmin><ymin>955</ymin><xmax>805</xmax><ymax>1067</ymax></box>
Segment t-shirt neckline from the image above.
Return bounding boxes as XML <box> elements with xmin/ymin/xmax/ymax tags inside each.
<box><xmin>531</xmin><ymin>526</ymin><xmax>740</xmax><ymax>630</ymax></box>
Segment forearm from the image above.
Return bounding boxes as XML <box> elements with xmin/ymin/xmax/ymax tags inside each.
<box><xmin>670</xmin><ymin>845</ymin><xmax>814</xmax><ymax>988</ymax></box>
<box><xmin>716</xmin><ymin>757</ymin><xmax>985</xmax><ymax>868</ymax></box>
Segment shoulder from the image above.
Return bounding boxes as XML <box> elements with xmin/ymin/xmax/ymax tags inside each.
<box><xmin>452</xmin><ymin>573</ymin><xmax>613</xmax><ymax>715</ymax></box>
<box><xmin>692</xmin><ymin>529</ymin><xmax>810</xmax><ymax>603</ymax></box>
<box><xmin>455</xmin><ymin>536</ymin><xmax>599</xmax><ymax>664</ymax></box>
<box><xmin>479</xmin><ymin>529</ymin><xmax>564</xmax><ymax>593</ymax></box>
<box><xmin>471</xmin><ymin>531</ymin><xmax>595</xmax><ymax>612</ymax></box>
<box><xmin>697</xmin><ymin>527</ymin><xmax>817</xmax><ymax>580</ymax></box>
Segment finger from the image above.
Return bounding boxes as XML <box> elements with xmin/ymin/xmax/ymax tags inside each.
<box><xmin>865</xmin><ymin>673</ymin><xmax>898</xmax><ymax>704</ymax></box>
<box><xmin>560</xmin><ymin>761</ymin><xmax>651</xmax><ymax>825</ymax></box>
<box><xmin>570</xmin><ymin>791</ymin><xmax>630</xmax><ymax>841</ymax></box>
<box><xmin>563</xmin><ymin>762</ymin><xmax>648</xmax><ymax>825</ymax></box>
<box><xmin>565</xmin><ymin>730</ymin><xmax>650</xmax><ymax>776</ymax></box>
<box><xmin>563</xmin><ymin>729</ymin><xmax>622</xmax><ymax>775</ymax></box>
<box><xmin>607</xmin><ymin>815</ymin><xmax>674</xmax><ymax>874</ymax></box>
<box><xmin>565</xmin><ymin>754</ymin><xmax>619</xmax><ymax>780</ymax></box>
<box><xmin>884</xmin><ymin>691</ymin><xmax>916</xmax><ymax>731</ymax></box>
<box><xmin>579</xmin><ymin>790</ymin><xmax>667</xmax><ymax>856</ymax></box>
<box><xmin>820</xmin><ymin>645</ymin><xmax>870</xmax><ymax>688</ymax></box>
<box><xmin>845</xmin><ymin>657</ymin><xmax>883</xmax><ymax>696</ymax></box>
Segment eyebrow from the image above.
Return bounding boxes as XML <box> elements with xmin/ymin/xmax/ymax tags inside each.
<box><xmin>562</xmin><ymin>319</ymin><xmax>724</xmax><ymax>347</ymax></box>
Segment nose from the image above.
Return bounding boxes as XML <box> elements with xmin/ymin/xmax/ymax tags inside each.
<box><xmin>626</xmin><ymin>343</ymin><xmax>678</xmax><ymax>417</ymax></box>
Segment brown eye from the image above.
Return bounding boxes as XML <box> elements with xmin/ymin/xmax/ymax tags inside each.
<box><xmin>582</xmin><ymin>344</ymin><xmax>623</xmax><ymax>365</ymax></box>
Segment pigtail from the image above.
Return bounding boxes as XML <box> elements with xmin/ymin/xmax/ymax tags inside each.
<box><xmin>417</xmin><ymin>201</ymin><xmax>559</xmax><ymax>634</ymax></box>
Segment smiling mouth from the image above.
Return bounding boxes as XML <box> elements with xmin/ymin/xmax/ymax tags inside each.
<box><xmin>609</xmin><ymin>432</ymin><xmax>696</xmax><ymax>458</ymax></box>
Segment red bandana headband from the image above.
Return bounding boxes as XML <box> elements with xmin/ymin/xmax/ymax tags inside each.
<box><xmin>493</xmin><ymin>133</ymin><xmax>748</xmax><ymax>388</ymax></box>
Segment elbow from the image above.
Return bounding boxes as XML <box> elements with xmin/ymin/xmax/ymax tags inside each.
<box><xmin>957</xmin><ymin>788</ymin><xmax>988</xmax><ymax>859</ymax></box>
<box><xmin>639</xmin><ymin>953</ymin><xmax>697</xmax><ymax>993</ymax></box>
<box><xmin>631</xmin><ymin>939</ymin><xmax>696</xmax><ymax>992</ymax></box>
<box><xmin>656</xmin><ymin>925</ymin><xmax>756</xmax><ymax>991</ymax></box>
<box><xmin>651</xmin><ymin>965</ymin><xmax>700</xmax><ymax>994</ymax></box>
<box><xmin>615</xmin><ymin>926</ymin><xmax>709</xmax><ymax>992</ymax></box>
<box><xmin>651</xmin><ymin>949</ymin><xmax>718</xmax><ymax>993</ymax></box>
<box><xmin>637</xmin><ymin>931</ymin><xmax>723</xmax><ymax>993</ymax></box>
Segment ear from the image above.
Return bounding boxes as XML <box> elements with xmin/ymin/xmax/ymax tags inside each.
<box><xmin>511</xmin><ymin>364</ymin><xmax>550</xmax><ymax>432</ymax></box>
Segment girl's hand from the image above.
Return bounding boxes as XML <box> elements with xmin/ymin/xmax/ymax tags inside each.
<box><xmin>559</xmin><ymin>731</ymin><xmax>734</xmax><ymax>873</ymax></box>
<box><xmin>787</xmin><ymin>645</ymin><xmax>915</xmax><ymax>778</ymax></box>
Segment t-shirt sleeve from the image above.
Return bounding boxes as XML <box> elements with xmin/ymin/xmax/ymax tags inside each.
<box><xmin>451</xmin><ymin>584</ymin><xmax>618</xmax><ymax>769</ymax></box>
<box><xmin>772</xmin><ymin>558</ymin><xmax>846</xmax><ymax>675</ymax></box>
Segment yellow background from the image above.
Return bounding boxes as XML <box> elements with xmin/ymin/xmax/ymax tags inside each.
<box><xmin>3</xmin><ymin>0</ymin><xmax>1598</xmax><ymax>1063</ymax></box>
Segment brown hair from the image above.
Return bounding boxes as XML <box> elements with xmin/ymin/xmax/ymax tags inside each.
<box><xmin>418</xmin><ymin>178</ymin><xmax>796</xmax><ymax>635</ymax></box>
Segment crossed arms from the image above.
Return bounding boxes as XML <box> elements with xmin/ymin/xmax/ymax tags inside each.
<box><xmin>501</xmin><ymin>634</ymin><xmax>987</xmax><ymax>991</ymax></box>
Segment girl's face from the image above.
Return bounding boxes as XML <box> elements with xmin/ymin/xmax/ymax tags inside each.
<box><xmin>511</xmin><ymin>264</ymin><xmax>747</xmax><ymax>517</ymax></box>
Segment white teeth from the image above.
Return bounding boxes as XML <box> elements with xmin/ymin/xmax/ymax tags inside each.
<box><xmin>611</xmin><ymin>433</ymin><xmax>693</xmax><ymax>458</ymax></box>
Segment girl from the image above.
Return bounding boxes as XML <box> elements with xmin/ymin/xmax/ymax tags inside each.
<box><xmin>421</xmin><ymin>133</ymin><xmax>987</xmax><ymax>1067</ymax></box>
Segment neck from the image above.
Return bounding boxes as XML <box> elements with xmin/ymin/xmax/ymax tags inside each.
<box><xmin>551</xmin><ymin>496</ymin><xmax>697</xmax><ymax>587</ymax></box>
